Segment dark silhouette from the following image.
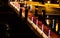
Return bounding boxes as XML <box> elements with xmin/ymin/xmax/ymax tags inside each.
<box><xmin>0</xmin><ymin>0</ymin><xmax>39</xmax><ymax>38</ymax></box>
<box><xmin>25</xmin><ymin>8</ymin><xmax>28</xmax><ymax>22</ymax></box>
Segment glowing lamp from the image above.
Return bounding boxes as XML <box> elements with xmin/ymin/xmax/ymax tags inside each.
<box><xmin>47</xmin><ymin>1</ymin><xmax>50</xmax><ymax>4</ymax></box>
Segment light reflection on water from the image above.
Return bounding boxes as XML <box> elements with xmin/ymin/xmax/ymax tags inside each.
<box><xmin>45</xmin><ymin>15</ymin><xmax>60</xmax><ymax>35</ymax></box>
<box><xmin>45</xmin><ymin>19</ymin><xmax>51</xmax><ymax>25</ymax></box>
<box><xmin>59</xmin><ymin>30</ymin><xmax>60</xmax><ymax>34</ymax></box>
<box><xmin>56</xmin><ymin>22</ymin><xmax>58</xmax><ymax>32</ymax></box>
<box><xmin>52</xmin><ymin>19</ymin><xmax>55</xmax><ymax>29</ymax></box>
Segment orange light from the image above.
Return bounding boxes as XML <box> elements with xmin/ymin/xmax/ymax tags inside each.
<box><xmin>15</xmin><ymin>0</ymin><xmax>17</xmax><ymax>2</ymax></box>
<box><xmin>56</xmin><ymin>22</ymin><xmax>58</xmax><ymax>32</ymax></box>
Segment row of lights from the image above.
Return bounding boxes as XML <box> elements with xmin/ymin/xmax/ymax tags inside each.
<box><xmin>13</xmin><ymin>0</ymin><xmax>32</xmax><ymax>2</ymax></box>
<box><xmin>31</xmin><ymin>15</ymin><xmax>60</xmax><ymax>38</ymax></box>
<box><xmin>31</xmin><ymin>16</ymin><xmax>50</xmax><ymax>38</ymax></box>
<box><xmin>9</xmin><ymin>0</ymin><xmax>59</xmax><ymax>4</ymax></box>
<box><xmin>45</xmin><ymin>16</ymin><xmax>60</xmax><ymax>34</ymax></box>
<box><xmin>19</xmin><ymin>0</ymin><xmax>60</xmax><ymax>35</ymax></box>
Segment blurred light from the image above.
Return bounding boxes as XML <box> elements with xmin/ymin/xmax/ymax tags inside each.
<box><xmin>57</xmin><ymin>1</ymin><xmax>59</xmax><ymax>3</ymax></box>
<box><xmin>6</xmin><ymin>28</ymin><xmax>9</xmax><ymax>30</ymax></box>
<box><xmin>48</xmin><ymin>30</ymin><xmax>50</xmax><ymax>38</ymax></box>
<box><xmin>30</xmin><ymin>5</ymin><xmax>32</xmax><ymax>11</ymax></box>
<box><xmin>36</xmin><ymin>17</ymin><xmax>38</xmax><ymax>26</ymax></box>
<box><xmin>27</xmin><ymin>4</ymin><xmax>30</xmax><ymax>9</ymax></box>
<box><xmin>45</xmin><ymin>19</ymin><xmax>50</xmax><ymax>25</ymax></box>
<box><xmin>59</xmin><ymin>30</ymin><xmax>60</xmax><ymax>34</ymax></box>
<box><xmin>47</xmin><ymin>15</ymin><xmax>49</xmax><ymax>18</ymax></box>
<box><xmin>24</xmin><ymin>2</ymin><xmax>27</xmax><ymax>7</ymax></box>
<box><xmin>29</xmin><ymin>0</ymin><xmax>32</xmax><ymax>1</ymax></box>
<box><xmin>52</xmin><ymin>19</ymin><xmax>55</xmax><ymax>29</ymax></box>
<box><xmin>56</xmin><ymin>22</ymin><xmax>58</xmax><ymax>32</ymax></box>
<box><xmin>24</xmin><ymin>1</ymin><xmax>27</xmax><ymax>4</ymax></box>
<box><xmin>42</xmin><ymin>24</ymin><xmax>44</xmax><ymax>32</ymax></box>
<box><xmin>41</xmin><ymin>12</ymin><xmax>43</xmax><ymax>16</ymax></box>
<box><xmin>34</xmin><ymin>4</ymin><xmax>38</xmax><ymax>6</ymax></box>
<box><xmin>20</xmin><ymin>0</ymin><xmax>24</xmax><ymax>2</ymax></box>
<box><xmin>5</xmin><ymin>24</ymin><xmax>9</xmax><ymax>27</ymax></box>
<box><xmin>47</xmin><ymin>1</ymin><xmax>50</xmax><ymax>4</ymax></box>
<box><xmin>15</xmin><ymin>0</ymin><xmax>17</xmax><ymax>2</ymax></box>
<box><xmin>32</xmin><ymin>17</ymin><xmax>33</xmax><ymax>22</ymax></box>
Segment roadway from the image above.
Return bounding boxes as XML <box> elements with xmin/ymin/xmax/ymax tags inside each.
<box><xmin>45</xmin><ymin>3</ymin><xmax>60</xmax><ymax>15</ymax></box>
<box><xmin>25</xmin><ymin>1</ymin><xmax>60</xmax><ymax>15</ymax></box>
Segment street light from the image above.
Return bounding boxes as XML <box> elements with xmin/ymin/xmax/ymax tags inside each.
<box><xmin>29</xmin><ymin>0</ymin><xmax>32</xmax><ymax>1</ymax></box>
<box><xmin>47</xmin><ymin>1</ymin><xmax>50</xmax><ymax>4</ymax></box>
<box><xmin>47</xmin><ymin>1</ymin><xmax>50</xmax><ymax>7</ymax></box>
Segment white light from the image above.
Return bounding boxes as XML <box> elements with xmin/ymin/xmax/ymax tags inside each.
<box><xmin>32</xmin><ymin>17</ymin><xmax>33</xmax><ymax>22</ymax></box>
<box><xmin>36</xmin><ymin>19</ymin><xmax>38</xmax><ymax>26</ymax></box>
<box><xmin>46</xmin><ymin>19</ymin><xmax>50</xmax><ymax>25</ymax></box>
<box><xmin>47</xmin><ymin>15</ymin><xmax>49</xmax><ymax>18</ymax></box>
<box><xmin>29</xmin><ymin>0</ymin><xmax>32</xmax><ymax>1</ymax></box>
<box><xmin>52</xmin><ymin>19</ymin><xmax>55</xmax><ymax>29</ymax></box>
<box><xmin>47</xmin><ymin>1</ymin><xmax>50</xmax><ymax>4</ymax></box>
<box><xmin>48</xmin><ymin>30</ymin><xmax>50</xmax><ymax>38</ymax></box>
<box><xmin>42</xmin><ymin>24</ymin><xmax>44</xmax><ymax>32</ymax></box>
